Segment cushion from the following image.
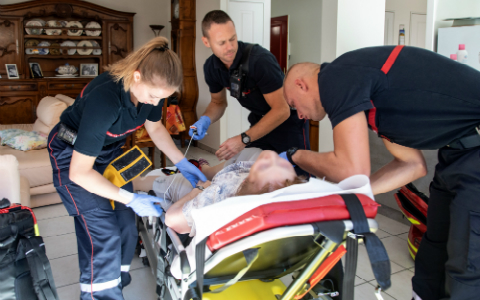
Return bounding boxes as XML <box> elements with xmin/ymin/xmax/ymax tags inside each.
<box><xmin>0</xmin><ymin>129</ymin><xmax>28</xmax><ymax>145</ymax></box>
<box><xmin>55</xmin><ymin>94</ymin><xmax>75</xmax><ymax>106</ymax></box>
<box><xmin>32</xmin><ymin>96</ymin><xmax>68</xmax><ymax>135</ymax></box>
<box><xmin>0</xmin><ymin>155</ymin><xmax>21</xmax><ymax>204</ymax></box>
<box><xmin>3</xmin><ymin>131</ymin><xmax>48</xmax><ymax>151</ymax></box>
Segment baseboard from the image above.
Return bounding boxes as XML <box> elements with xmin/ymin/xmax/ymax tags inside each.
<box><xmin>196</xmin><ymin>142</ymin><xmax>217</xmax><ymax>155</ymax></box>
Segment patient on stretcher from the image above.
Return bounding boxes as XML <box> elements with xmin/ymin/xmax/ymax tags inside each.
<box><xmin>132</xmin><ymin>149</ymin><xmax>307</xmax><ymax>236</ymax></box>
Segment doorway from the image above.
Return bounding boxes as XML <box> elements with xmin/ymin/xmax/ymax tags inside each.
<box><xmin>410</xmin><ymin>12</ymin><xmax>427</xmax><ymax>48</ymax></box>
<box><xmin>270</xmin><ymin>15</ymin><xmax>288</xmax><ymax>73</ymax></box>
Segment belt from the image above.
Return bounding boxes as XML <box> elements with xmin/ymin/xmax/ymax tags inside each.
<box><xmin>447</xmin><ymin>126</ymin><xmax>480</xmax><ymax>149</ymax></box>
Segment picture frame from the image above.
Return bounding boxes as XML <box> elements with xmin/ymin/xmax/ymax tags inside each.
<box><xmin>5</xmin><ymin>64</ymin><xmax>19</xmax><ymax>79</ymax></box>
<box><xmin>80</xmin><ymin>63</ymin><xmax>99</xmax><ymax>77</ymax></box>
<box><xmin>29</xmin><ymin>62</ymin><xmax>43</xmax><ymax>78</ymax></box>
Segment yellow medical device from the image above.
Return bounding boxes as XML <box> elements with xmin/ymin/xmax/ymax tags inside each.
<box><xmin>103</xmin><ymin>146</ymin><xmax>152</xmax><ymax>209</ymax></box>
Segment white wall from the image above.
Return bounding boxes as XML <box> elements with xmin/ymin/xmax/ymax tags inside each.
<box><xmin>385</xmin><ymin>0</ymin><xmax>428</xmax><ymax>46</ymax></box>
<box><xmin>195</xmin><ymin>0</ymin><xmax>222</xmax><ymax>150</ymax></box>
<box><xmin>1</xmin><ymin>0</ymin><xmax>170</xmax><ymax>50</ymax></box>
<box><xmin>271</xmin><ymin>0</ymin><xmax>322</xmax><ymax>67</ymax></box>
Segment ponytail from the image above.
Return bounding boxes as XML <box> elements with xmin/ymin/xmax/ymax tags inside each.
<box><xmin>105</xmin><ymin>36</ymin><xmax>183</xmax><ymax>91</ymax></box>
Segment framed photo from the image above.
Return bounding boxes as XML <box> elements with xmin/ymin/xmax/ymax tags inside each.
<box><xmin>80</xmin><ymin>64</ymin><xmax>98</xmax><ymax>77</ymax></box>
<box><xmin>29</xmin><ymin>62</ymin><xmax>43</xmax><ymax>78</ymax></box>
<box><xmin>5</xmin><ymin>64</ymin><xmax>19</xmax><ymax>79</ymax></box>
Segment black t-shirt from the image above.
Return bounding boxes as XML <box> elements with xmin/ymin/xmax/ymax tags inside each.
<box><xmin>60</xmin><ymin>72</ymin><xmax>164</xmax><ymax>157</ymax></box>
<box><xmin>203</xmin><ymin>41</ymin><xmax>285</xmax><ymax>116</ymax></box>
<box><xmin>318</xmin><ymin>46</ymin><xmax>480</xmax><ymax>150</ymax></box>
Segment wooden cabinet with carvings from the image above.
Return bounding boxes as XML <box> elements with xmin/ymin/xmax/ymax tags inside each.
<box><xmin>0</xmin><ymin>0</ymin><xmax>134</xmax><ymax>124</ymax></box>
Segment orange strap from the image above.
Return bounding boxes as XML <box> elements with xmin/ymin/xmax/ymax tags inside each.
<box><xmin>381</xmin><ymin>45</ymin><xmax>404</xmax><ymax>74</ymax></box>
<box><xmin>294</xmin><ymin>245</ymin><xmax>347</xmax><ymax>299</ymax></box>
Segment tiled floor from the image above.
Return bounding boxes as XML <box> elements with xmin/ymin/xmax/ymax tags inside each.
<box><xmin>33</xmin><ymin>145</ymin><xmax>414</xmax><ymax>300</ymax></box>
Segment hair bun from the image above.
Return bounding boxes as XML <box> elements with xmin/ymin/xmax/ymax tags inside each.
<box><xmin>155</xmin><ymin>45</ymin><xmax>169</xmax><ymax>52</ymax></box>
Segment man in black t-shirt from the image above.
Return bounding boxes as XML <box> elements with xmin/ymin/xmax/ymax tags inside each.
<box><xmin>282</xmin><ymin>46</ymin><xmax>480</xmax><ymax>300</ymax></box>
<box><xmin>190</xmin><ymin>10</ymin><xmax>309</xmax><ymax>170</ymax></box>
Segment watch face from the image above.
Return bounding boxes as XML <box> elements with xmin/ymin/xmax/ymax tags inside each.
<box><xmin>242</xmin><ymin>136</ymin><xmax>250</xmax><ymax>144</ymax></box>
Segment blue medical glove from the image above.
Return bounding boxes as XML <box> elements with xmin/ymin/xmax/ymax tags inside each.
<box><xmin>189</xmin><ymin>116</ymin><xmax>211</xmax><ymax>140</ymax></box>
<box><xmin>175</xmin><ymin>157</ymin><xmax>207</xmax><ymax>187</ymax></box>
<box><xmin>126</xmin><ymin>193</ymin><xmax>164</xmax><ymax>217</ymax></box>
<box><xmin>279</xmin><ymin>151</ymin><xmax>296</xmax><ymax>167</ymax></box>
<box><xmin>279</xmin><ymin>151</ymin><xmax>288</xmax><ymax>161</ymax></box>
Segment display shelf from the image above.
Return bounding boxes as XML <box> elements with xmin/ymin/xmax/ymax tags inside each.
<box><xmin>24</xmin><ymin>35</ymin><xmax>102</xmax><ymax>40</ymax></box>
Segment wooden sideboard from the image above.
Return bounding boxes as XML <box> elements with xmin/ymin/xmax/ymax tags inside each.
<box><xmin>0</xmin><ymin>0</ymin><xmax>134</xmax><ymax>124</ymax></box>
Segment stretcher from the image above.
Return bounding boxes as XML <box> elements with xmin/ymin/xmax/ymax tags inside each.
<box><xmin>139</xmin><ymin>175</ymin><xmax>391</xmax><ymax>300</ymax></box>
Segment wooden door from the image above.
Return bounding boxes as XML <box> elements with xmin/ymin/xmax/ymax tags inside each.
<box><xmin>0</xmin><ymin>17</ymin><xmax>22</xmax><ymax>77</ymax></box>
<box><xmin>410</xmin><ymin>13</ymin><xmax>426</xmax><ymax>48</ymax></box>
<box><xmin>270</xmin><ymin>15</ymin><xmax>288</xmax><ymax>73</ymax></box>
<box><xmin>105</xmin><ymin>21</ymin><xmax>133</xmax><ymax>66</ymax></box>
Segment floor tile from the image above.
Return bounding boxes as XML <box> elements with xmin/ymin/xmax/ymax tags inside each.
<box><xmin>354</xmin><ymin>282</ymin><xmax>395</xmax><ymax>300</ymax></box>
<box><xmin>33</xmin><ymin>203</ymin><xmax>68</xmax><ymax>220</ymax></box>
<box><xmin>131</xmin><ymin>252</ymin><xmax>149</xmax><ymax>271</ymax></box>
<box><xmin>51</xmin><ymin>254</ymin><xmax>79</xmax><ymax>288</ymax></box>
<box><xmin>375</xmin><ymin>214</ymin><xmax>410</xmax><ymax>235</ymax></box>
<box><xmin>124</xmin><ymin>267</ymin><xmax>157</xmax><ymax>300</ymax></box>
<box><xmin>381</xmin><ymin>236</ymin><xmax>415</xmax><ymax>269</ymax></box>
<box><xmin>397</xmin><ymin>233</ymin><xmax>409</xmax><ymax>241</ymax></box>
<box><xmin>368</xmin><ymin>269</ymin><xmax>414</xmax><ymax>300</ymax></box>
<box><xmin>352</xmin><ymin>244</ymin><xmax>405</xmax><ymax>281</ymax></box>
<box><xmin>43</xmin><ymin>233</ymin><xmax>77</xmax><ymax>259</ymax></box>
<box><xmin>375</xmin><ymin>229</ymin><xmax>392</xmax><ymax>239</ymax></box>
<box><xmin>38</xmin><ymin>215</ymin><xmax>75</xmax><ymax>237</ymax></box>
<box><xmin>57</xmin><ymin>283</ymin><xmax>80</xmax><ymax>300</ymax></box>
<box><xmin>355</xmin><ymin>276</ymin><xmax>365</xmax><ymax>286</ymax></box>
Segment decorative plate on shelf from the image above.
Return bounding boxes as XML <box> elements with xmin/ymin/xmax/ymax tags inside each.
<box><xmin>85</xmin><ymin>21</ymin><xmax>101</xmax><ymax>36</ymax></box>
<box><xmin>45</xmin><ymin>20</ymin><xmax>65</xmax><ymax>35</ymax></box>
<box><xmin>90</xmin><ymin>40</ymin><xmax>102</xmax><ymax>55</ymax></box>
<box><xmin>25</xmin><ymin>20</ymin><xmax>44</xmax><ymax>35</ymax></box>
<box><xmin>77</xmin><ymin>40</ymin><xmax>93</xmax><ymax>55</ymax></box>
<box><xmin>37</xmin><ymin>41</ymin><xmax>51</xmax><ymax>55</ymax></box>
<box><xmin>55</xmin><ymin>74</ymin><xmax>79</xmax><ymax>78</ymax></box>
<box><xmin>60</xmin><ymin>40</ymin><xmax>77</xmax><ymax>55</ymax></box>
<box><xmin>25</xmin><ymin>39</ymin><xmax>39</xmax><ymax>54</ymax></box>
<box><xmin>66</xmin><ymin>21</ymin><xmax>83</xmax><ymax>36</ymax></box>
<box><xmin>50</xmin><ymin>43</ymin><xmax>61</xmax><ymax>56</ymax></box>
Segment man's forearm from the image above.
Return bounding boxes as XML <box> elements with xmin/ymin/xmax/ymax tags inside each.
<box><xmin>370</xmin><ymin>158</ymin><xmax>427</xmax><ymax>195</ymax></box>
<box><xmin>246</xmin><ymin>107</ymin><xmax>289</xmax><ymax>141</ymax></box>
<box><xmin>202</xmin><ymin>100</ymin><xmax>227</xmax><ymax>124</ymax></box>
<box><xmin>292</xmin><ymin>150</ymin><xmax>370</xmax><ymax>182</ymax></box>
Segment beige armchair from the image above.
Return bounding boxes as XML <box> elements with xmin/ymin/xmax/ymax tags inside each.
<box><xmin>0</xmin><ymin>94</ymin><xmax>74</xmax><ymax>208</ymax></box>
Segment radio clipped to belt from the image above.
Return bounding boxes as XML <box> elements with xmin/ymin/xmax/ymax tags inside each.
<box><xmin>103</xmin><ymin>145</ymin><xmax>152</xmax><ymax>209</ymax></box>
<box><xmin>229</xmin><ymin>43</ymin><xmax>256</xmax><ymax>100</ymax></box>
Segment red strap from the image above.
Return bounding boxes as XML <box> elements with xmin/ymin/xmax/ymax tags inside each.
<box><xmin>80</xmin><ymin>82</ymin><xmax>89</xmax><ymax>98</ymax></box>
<box><xmin>381</xmin><ymin>45</ymin><xmax>404</xmax><ymax>74</ymax></box>
<box><xmin>368</xmin><ymin>100</ymin><xmax>378</xmax><ymax>133</ymax></box>
<box><xmin>294</xmin><ymin>245</ymin><xmax>347</xmax><ymax>299</ymax></box>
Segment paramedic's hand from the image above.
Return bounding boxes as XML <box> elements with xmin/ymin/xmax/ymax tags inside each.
<box><xmin>175</xmin><ymin>158</ymin><xmax>208</xmax><ymax>187</ymax></box>
<box><xmin>216</xmin><ymin>135</ymin><xmax>245</xmax><ymax>161</ymax></box>
<box><xmin>126</xmin><ymin>194</ymin><xmax>163</xmax><ymax>217</ymax></box>
<box><xmin>189</xmin><ymin>116</ymin><xmax>211</xmax><ymax>140</ymax></box>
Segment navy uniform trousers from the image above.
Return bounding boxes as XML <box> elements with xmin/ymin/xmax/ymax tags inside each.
<box><xmin>48</xmin><ymin>124</ymin><xmax>137</xmax><ymax>300</ymax></box>
<box><xmin>412</xmin><ymin>145</ymin><xmax>480</xmax><ymax>300</ymax></box>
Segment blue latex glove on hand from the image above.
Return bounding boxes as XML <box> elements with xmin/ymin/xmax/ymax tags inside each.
<box><xmin>175</xmin><ymin>157</ymin><xmax>207</xmax><ymax>187</ymax></box>
<box><xmin>189</xmin><ymin>116</ymin><xmax>211</xmax><ymax>140</ymax></box>
<box><xmin>279</xmin><ymin>151</ymin><xmax>296</xmax><ymax>167</ymax></box>
<box><xmin>126</xmin><ymin>194</ymin><xmax>164</xmax><ymax>217</ymax></box>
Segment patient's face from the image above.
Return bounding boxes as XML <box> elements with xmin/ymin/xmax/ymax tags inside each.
<box><xmin>248</xmin><ymin>150</ymin><xmax>296</xmax><ymax>192</ymax></box>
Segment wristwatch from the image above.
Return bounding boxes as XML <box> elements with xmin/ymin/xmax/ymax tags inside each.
<box><xmin>195</xmin><ymin>185</ymin><xmax>205</xmax><ymax>191</ymax></box>
<box><xmin>241</xmin><ymin>132</ymin><xmax>251</xmax><ymax>145</ymax></box>
<box><xmin>286</xmin><ymin>147</ymin><xmax>299</xmax><ymax>165</ymax></box>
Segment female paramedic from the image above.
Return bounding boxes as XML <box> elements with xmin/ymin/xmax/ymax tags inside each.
<box><xmin>47</xmin><ymin>36</ymin><xmax>207</xmax><ymax>300</ymax></box>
